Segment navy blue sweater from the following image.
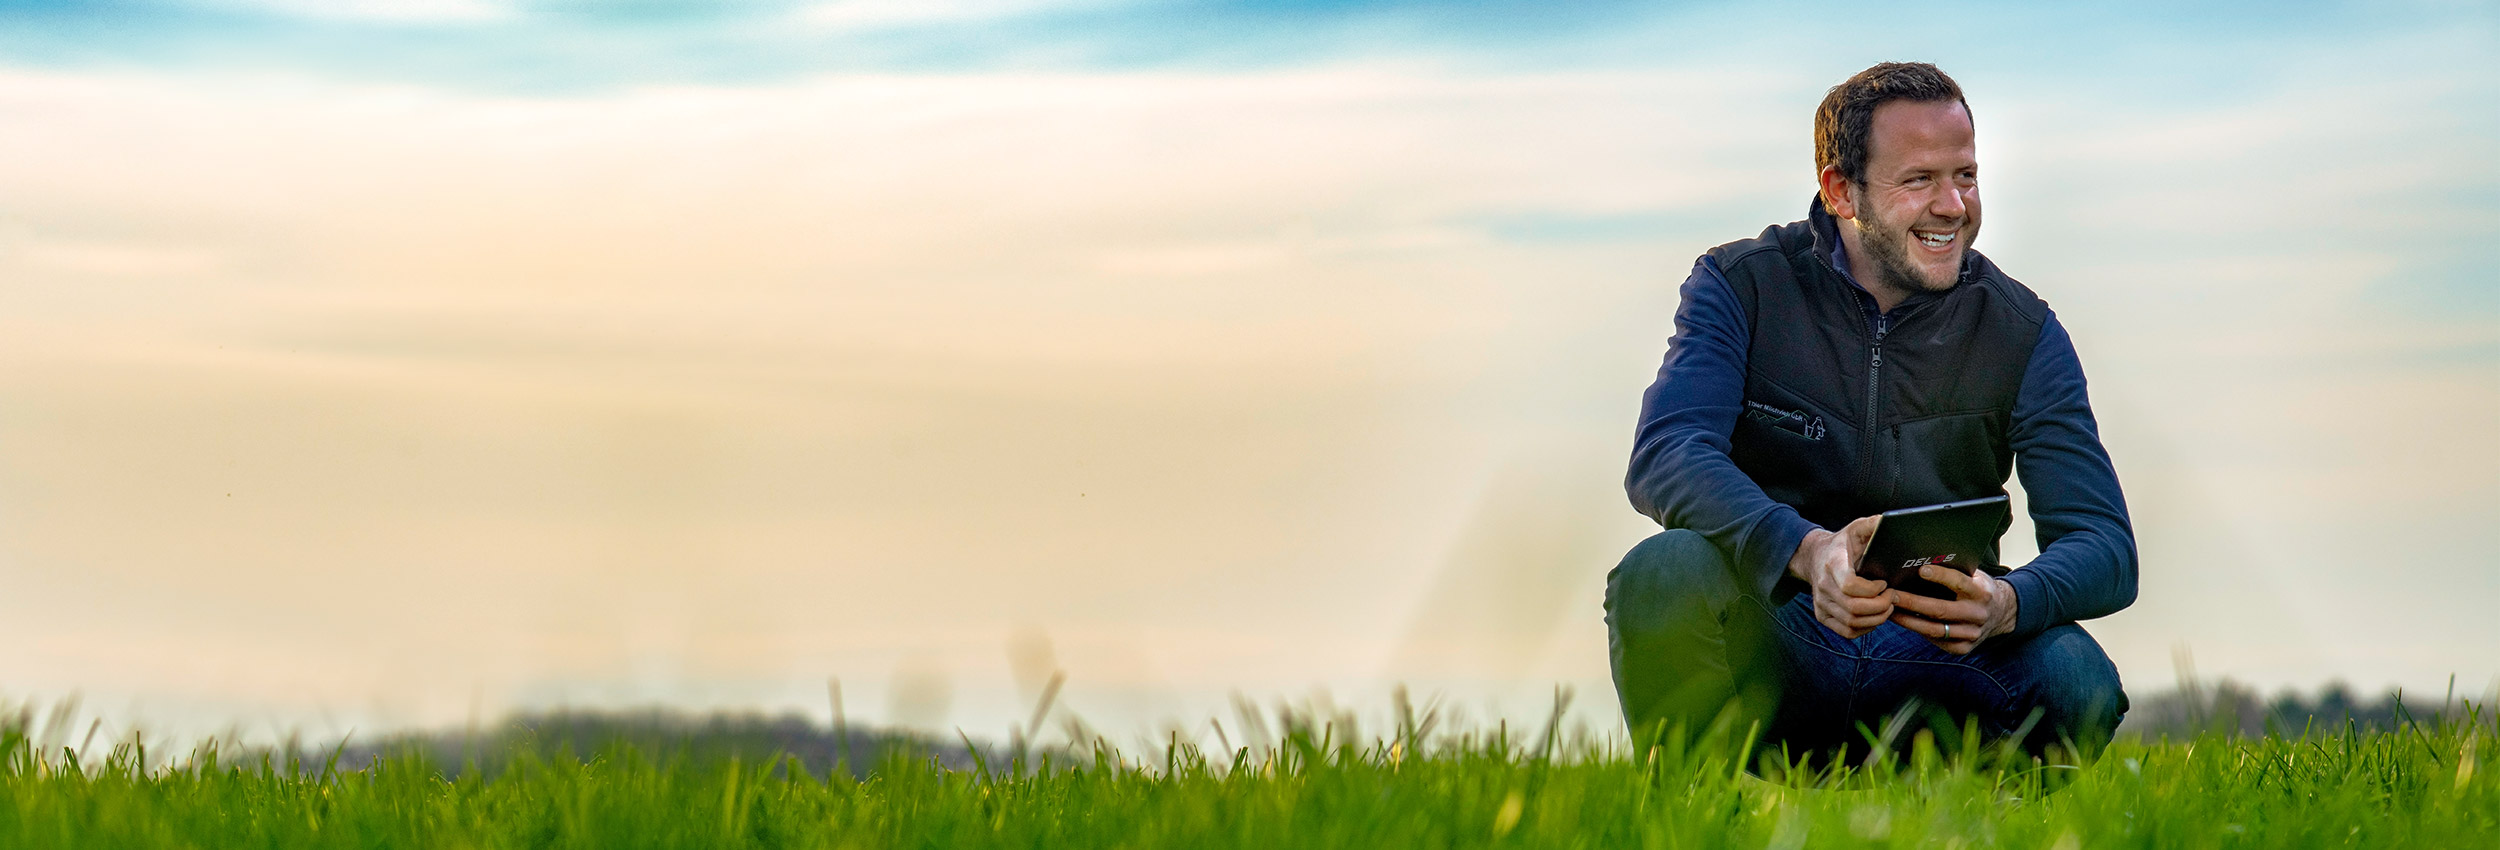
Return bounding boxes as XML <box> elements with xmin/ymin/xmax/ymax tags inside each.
<box><xmin>1628</xmin><ymin>240</ymin><xmax>2136</xmax><ymax>638</ymax></box>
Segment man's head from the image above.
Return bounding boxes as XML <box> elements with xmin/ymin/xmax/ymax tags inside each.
<box><xmin>1813</xmin><ymin>62</ymin><xmax>1979</xmax><ymax>306</ymax></box>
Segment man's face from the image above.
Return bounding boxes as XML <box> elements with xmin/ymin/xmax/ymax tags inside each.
<box><xmin>1845</xmin><ymin>99</ymin><xmax>1980</xmax><ymax>297</ymax></box>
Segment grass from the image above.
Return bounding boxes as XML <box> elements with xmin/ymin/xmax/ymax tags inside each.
<box><xmin>0</xmin><ymin>700</ymin><xmax>2492</xmax><ymax>849</ymax></box>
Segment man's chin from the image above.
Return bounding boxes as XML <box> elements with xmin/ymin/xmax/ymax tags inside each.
<box><xmin>1915</xmin><ymin>255</ymin><xmax>1962</xmax><ymax>291</ymax></box>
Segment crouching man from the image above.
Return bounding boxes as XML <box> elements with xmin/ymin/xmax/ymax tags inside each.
<box><xmin>1608</xmin><ymin>62</ymin><xmax>2133</xmax><ymax>765</ymax></box>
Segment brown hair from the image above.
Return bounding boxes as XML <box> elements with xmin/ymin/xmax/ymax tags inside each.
<box><xmin>1814</xmin><ymin>62</ymin><xmax>1969</xmax><ymax>186</ymax></box>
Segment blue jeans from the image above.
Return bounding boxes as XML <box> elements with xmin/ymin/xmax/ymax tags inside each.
<box><xmin>1604</xmin><ymin>529</ymin><xmax>2126</xmax><ymax>762</ymax></box>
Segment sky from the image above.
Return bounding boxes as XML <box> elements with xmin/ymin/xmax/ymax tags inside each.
<box><xmin>0</xmin><ymin>0</ymin><xmax>2494</xmax><ymax>748</ymax></box>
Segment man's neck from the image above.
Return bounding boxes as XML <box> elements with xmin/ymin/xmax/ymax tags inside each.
<box><xmin>1832</xmin><ymin>215</ymin><xmax>1909</xmax><ymax>313</ymax></box>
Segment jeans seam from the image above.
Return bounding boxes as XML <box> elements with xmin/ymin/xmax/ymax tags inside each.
<box><xmin>1751</xmin><ymin>596</ymin><xmax>1863</xmax><ymax>662</ymax></box>
<box><xmin>1864</xmin><ymin>655</ymin><xmax>2014</xmax><ymax>698</ymax></box>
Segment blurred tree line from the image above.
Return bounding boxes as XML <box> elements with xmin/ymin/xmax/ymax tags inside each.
<box><xmin>325</xmin><ymin>708</ymin><xmax>978</xmax><ymax>778</ymax></box>
<box><xmin>2119</xmin><ymin>679</ymin><xmax>2479</xmax><ymax>739</ymax></box>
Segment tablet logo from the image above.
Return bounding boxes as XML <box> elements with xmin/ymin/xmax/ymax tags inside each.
<box><xmin>1900</xmin><ymin>553</ymin><xmax>1957</xmax><ymax>569</ymax></box>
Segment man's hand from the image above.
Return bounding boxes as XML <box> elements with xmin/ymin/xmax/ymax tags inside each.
<box><xmin>1786</xmin><ymin>514</ymin><xmax>1889</xmax><ymax>638</ymax></box>
<box><xmin>1888</xmin><ymin>566</ymin><xmax>2020</xmax><ymax>655</ymax></box>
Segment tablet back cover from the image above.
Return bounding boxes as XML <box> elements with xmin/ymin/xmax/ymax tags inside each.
<box><xmin>1858</xmin><ymin>496</ymin><xmax>2010</xmax><ymax>599</ymax></box>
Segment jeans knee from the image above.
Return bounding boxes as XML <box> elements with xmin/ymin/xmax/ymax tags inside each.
<box><xmin>2024</xmin><ymin>626</ymin><xmax>2127</xmax><ymax>749</ymax></box>
<box><xmin>1605</xmin><ymin>529</ymin><xmax>1752</xmax><ymax>744</ymax></box>
<box><xmin>1606</xmin><ymin>530</ymin><xmax>1733</xmax><ymax>625</ymax></box>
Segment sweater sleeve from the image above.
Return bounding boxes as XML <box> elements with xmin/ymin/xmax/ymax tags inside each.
<box><xmin>1626</xmin><ymin>256</ymin><xmax>1822</xmax><ymax>598</ymax></box>
<box><xmin>1998</xmin><ymin>310</ymin><xmax>2139</xmax><ymax>637</ymax></box>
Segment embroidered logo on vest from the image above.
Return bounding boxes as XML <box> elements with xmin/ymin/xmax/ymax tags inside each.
<box><xmin>1744</xmin><ymin>400</ymin><xmax>1826</xmax><ymax>441</ymax></box>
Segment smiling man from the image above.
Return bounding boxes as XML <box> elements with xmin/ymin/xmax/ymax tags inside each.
<box><xmin>1607</xmin><ymin>63</ymin><xmax>2135</xmax><ymax>764</ymax></box>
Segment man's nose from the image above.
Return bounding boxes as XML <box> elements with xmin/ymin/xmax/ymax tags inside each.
<box><xmin>1930</xmin><ymin>186</ymin><xmax>1967</xmax><ymax>219</ymax></box>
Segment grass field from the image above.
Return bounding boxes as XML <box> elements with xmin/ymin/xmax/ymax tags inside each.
<box><xmin>1</xmin><ymin>701</ymin><xmax>2492</xmax><ymax>849</ymax></box>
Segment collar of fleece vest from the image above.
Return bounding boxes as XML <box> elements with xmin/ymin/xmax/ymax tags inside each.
<box><xmin>1800</xmin><ymin>194</ymin><xmax>1975</xmax><ymax>318</ymax></box>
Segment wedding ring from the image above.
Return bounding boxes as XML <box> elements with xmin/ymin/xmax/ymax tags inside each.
<box><xmin>1944</xmin><ymin>623</ymin><xmax>1954</xmax><ymax>639</ymax></box>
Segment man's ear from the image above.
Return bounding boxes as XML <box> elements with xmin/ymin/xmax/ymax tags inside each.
<box><xmin>1817</xmin><ymin>165</ymin><xmax>1857</xmax><ymax>221</ymax></box>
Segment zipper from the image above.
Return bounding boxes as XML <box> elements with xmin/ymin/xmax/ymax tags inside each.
<box><xmin>1888</xmin><ymin>424</ymin><xmax>1903</xmax><ymax>503</ymax></box>
<box><xmin>1861</xmin><ymin>308</ymin><xmax>1889</xmax><ymax>486</ymax></box>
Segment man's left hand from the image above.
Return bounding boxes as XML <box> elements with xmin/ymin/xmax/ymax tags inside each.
<box><xmin>1888</xmin><ymin>566</ymin><xmax>2019</xmax><ymax>655</ymax></box>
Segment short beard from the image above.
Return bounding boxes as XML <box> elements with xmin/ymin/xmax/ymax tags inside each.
<box><xmin>1851</xmin><ymin>199</ymin><xmax>1959</xmax><ymax>297</ymax></box>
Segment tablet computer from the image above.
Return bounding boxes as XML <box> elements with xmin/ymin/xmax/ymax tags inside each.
<box><xmin>1854</xmin><ymin>495</ymin><xmax>2011</xmax><ymax>600</ymax></box>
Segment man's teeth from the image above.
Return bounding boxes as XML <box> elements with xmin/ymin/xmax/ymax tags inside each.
<box><xmin>1916</xmin><ymin>231</ymin><xmax>1956</xmax><ymax>248</ymax></box>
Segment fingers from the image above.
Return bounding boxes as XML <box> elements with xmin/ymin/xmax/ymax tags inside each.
<box><xmin>1889</xmin><ymin>608</ymin><xmax>1977</xmax><ymax>637</ymax></box>
<box><xmin>1841</xmin><ymin>514</ymin><xmax>1883</xmax><ymax>552</ymax></box>
<box><xmin>1888</xmin><ymin>609</ymin><xmax>1943</xmax><ymax>638</ymax></box>
<box><xmin>1888</xmin><ymin>588</ymin><xmax>1959</xmax><ymax>619</ymax></box>
<box><xmin>1889</xmin><ymin>582</ymin><xmax>1987</xmax><ymax>656</ymax></box>
<box><xmin>1839</xmin><ymin>573</ymin><xmax>1890</xmax><ymax>598</ymax></box>
<box><xmin>1889</xmin><ymin>611</ymin><xmax>1977</xmax><ymax>655</ymax></box>
<box><xmin>1816</xmin><ymin>591</ymin><xmax>1890</xmax><ymax>638</ymax></box>
<box><xmin>1817</xmin><ymin>603</ymin><xmax>1882</xmax><ymax>634</ymax></box>
<box><xmin>1822</xmin><ymin>602</ymin><xmax>1890</xmax><ymax>637</ymax></box>
<box><xmin>1838</xmin><ymin>591</ymin><xmax>1891</xmax><ymax>617</ymax></box>
<box><xmin>1919</xmin><ymin>564</ymin><xmax>1984</xmax><ymax>600</ymax></box>
<box><xmin>1810</xmin><ymin>524</ymin><xmax>1895</xmax><ymax>640</ymax></box>
<box><xmin>1818</xmin><ymin>613</ymin><xmax>1886</xmax><ymax>639</ymax></box>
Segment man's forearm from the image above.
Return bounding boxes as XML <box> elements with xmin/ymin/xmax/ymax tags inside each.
<box><xmin>2002</xmin><ymin>313</ymin><xmax>2137</xmax><ymax>636</ymax></box>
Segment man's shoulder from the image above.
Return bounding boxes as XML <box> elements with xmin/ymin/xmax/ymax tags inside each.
<box><xmin>1960</xmin><ymin>250</ymin><xmax>2051</xmax><ymax>328</ymax></box>
<box><xmin>1701</xmin><ymin>219</ymin><xmax>1812</xmax><ymax>273</ymax></box>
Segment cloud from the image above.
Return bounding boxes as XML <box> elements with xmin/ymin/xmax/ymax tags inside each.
<box><xmin>213</xmin><ymin>0</ymin><xmax>514</xmax><ymax>22</ymax></box>
<box><xmin>787</xmin><ymin>0</ymin><xmax>1109</xmax><ymax>31</ymax></box>
<box><xmin>0</xmin><ymin>0</ymin><xmax>1691</xmax><ymax>92</ymax></box>
<box><xmin>17</xmin><ymin>240</ymin><xmax>225</xmax><ymax>277</ymax></box>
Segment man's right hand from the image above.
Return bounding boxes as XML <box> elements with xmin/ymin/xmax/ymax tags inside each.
<box><xmin>1786</xmin><ymin>514</ymin><xmax>1889</xmax><ymax>638</ymax></box>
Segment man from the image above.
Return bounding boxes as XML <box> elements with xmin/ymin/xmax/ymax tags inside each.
<box><xmin>1607</xmin><ymin>62</ymin><xmax>2133</xmax><ymax>764</ymax></box>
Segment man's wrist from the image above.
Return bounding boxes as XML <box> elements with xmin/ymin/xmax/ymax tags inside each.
<box><xmin>1987</xmin><ymin>574</ymin><xmax>2021</xmax><ymax>638</ymax></box>
<box><xmin>1787</xmin><ymin>528</ymin><xmax>1833</xmax><ymax>582</ymax></box>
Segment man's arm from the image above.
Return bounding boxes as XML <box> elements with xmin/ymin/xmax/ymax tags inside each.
<box><xmin>1627</xmin><ymin>257</ymin><xmax>1824</xmax><ymax>599</ymax></box>
<box><xmin>1996</xmin><ymin>311</ymin><xmax>2139</xmax><ymax>637</ymax></box>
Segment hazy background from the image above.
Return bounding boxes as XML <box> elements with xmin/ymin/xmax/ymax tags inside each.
<box><xmin>1</xmin><ymin>0</ymin><xmax>2493</xmax><ymax>746</ymax></box>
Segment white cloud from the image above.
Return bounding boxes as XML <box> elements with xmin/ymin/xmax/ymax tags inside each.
<box><xmin>213</xmin><ymin>0</ymin><xmax>513</xmax><ymax>23</ymax></box>
<box><xmin>19</xmin><ymin>240</ymin><xmax>225</xmax><ymax>277</ymax></box>
<box><xmin>787</xmin><ymin>0</ymin><xmax>1108</xmax><ymax>31</ymax></box>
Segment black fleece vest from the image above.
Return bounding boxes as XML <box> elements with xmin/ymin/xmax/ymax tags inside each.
<box><xmin>1708</xmin><ymin>204</ymin><xmax>2048</xmax><ymax>568</ymax></box>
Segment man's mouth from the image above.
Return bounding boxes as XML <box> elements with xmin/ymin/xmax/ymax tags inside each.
<box><xmin>1914</xmin><ymin>229</ymin><xmax>1958</xmax><ymax>250</ymax></box>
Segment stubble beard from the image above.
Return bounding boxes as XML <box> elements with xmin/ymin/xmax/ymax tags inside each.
<box><xmin>1852</xmin><ymin>203</ymin><xmax>1962</xmax><ymax>300</ymax></box>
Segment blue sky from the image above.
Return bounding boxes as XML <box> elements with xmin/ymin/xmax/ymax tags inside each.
<box><xmin>3</xmin><ymin>0</ymin><xmax>2482</xmax><ymax>91</ymax></box>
